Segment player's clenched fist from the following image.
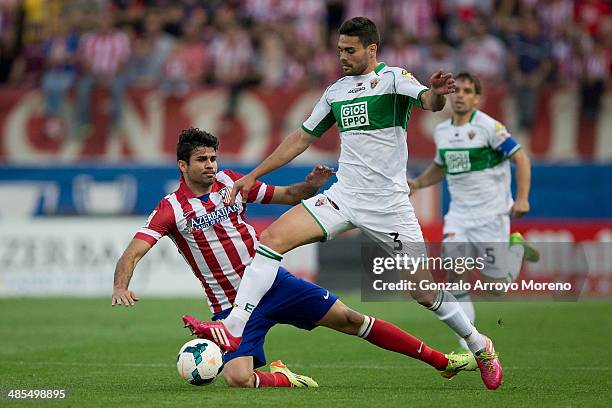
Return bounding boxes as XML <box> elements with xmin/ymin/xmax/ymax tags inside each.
<box><xmin>406</xmin><ymin>178</ymin><xmax>420</xmax><ymax>196</ymax></box>
<box><xmin>111</xmin><ymin>288</ymin><xmax>139</xmax><ymax>307</ymax></box>
<box><xmin>510</xmin><ymin>198</ymin><xmax>530</xmax><ymax>218</ymax></box>
<box><xmin>229</xmin><ymin>174</ymin><xmax>257</xmax><ymax>205</ymax></box>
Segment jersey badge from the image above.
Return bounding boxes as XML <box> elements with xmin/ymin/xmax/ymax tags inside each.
<box><xmin>218</xmin><ymin>187</ymin><xmax>231</xmax><ymax>204</ymax></box>
<box><xmin>468</xmin><ymin>130</ymin><xmax>476</xmax><ymax>140</ymax></box>
<box><xmin>315</xmin><ymin>197</ymin><xmax>326</xmax><ymax>206</ymax></box>
<box><xmin>370</xmin><ymin>78</ymin><xmax>379</xmax><ymax>89</ymax></box>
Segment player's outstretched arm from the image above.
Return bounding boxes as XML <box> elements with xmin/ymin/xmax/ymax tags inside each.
<box><xmin>270</xmin><ymin>165</ymin><xmax>335</xmax><ymax>205</ymax></box>
<box><xmin>407</xmin><ymin>162</ymin><xmax>445</xmax><ymax>195</ymax></box>
<box><xmin>510</xmin><ymin>149</ymin><xmax>531</xmax><ymax>217</ymax></box>
<box><xmin>229</xmin><ymin>128</ymin><xmax>318</xmax><ymax>205</ymax></box>
<box><xmin>420</xmin><ymin>70</ymin><xmax>456</xmax><ymax>112</ymax></box>
<box><xmin>112</xmin><ymin>238</ymin><xmax>152</xmax><ymax>307</ymax></box>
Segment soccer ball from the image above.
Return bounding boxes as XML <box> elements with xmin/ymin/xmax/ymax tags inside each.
<box><xmin>177</xmin><ymin>339</ymin><xmax>224</xmax><ymax>386</ymax></box>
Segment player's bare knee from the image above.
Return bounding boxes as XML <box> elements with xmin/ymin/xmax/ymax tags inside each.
<box><xmin>411</xmin><ymin>290</ymin><xmax>436</xmax><ymax>308</ymax></box>
<box><xmin>344</xmin><ymin>308</ymin><xmax>365</xmax><ymax>335</ymax></box>
<box><xmin>223</xmin><ymin>370</ymin><xmax>253</xmax><ymax>388</ymax></box>
<box><xmin>318</xmin><ymin>301</ymin><xmax>363</xmax><ymax>335</ymax></box>
<box><xmin>416</xmin><ymin>298</ymin><xmax>434</xmax><ymax>308</ymax></box>
<box><xmin>259</xmin><ymin>228</ymin><xmax>287</xmax><ymax>253</ymax></box>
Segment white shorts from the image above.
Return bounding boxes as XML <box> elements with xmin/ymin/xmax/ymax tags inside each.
<box><xmin>301</xmin><ymin>185</ymin><xmax>426</xmax><ymax>257</ymax></box>
<box><xmin>442</xmin><ymin>214</ymin><xmax>513</xmax><ymax>279</ymax></box>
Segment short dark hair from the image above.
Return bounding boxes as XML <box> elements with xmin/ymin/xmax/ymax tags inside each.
<box><xmin>454</xmin><ymin>72</ymin><xmax>482</xmax><ymax>95</ymax></box>
<box><xmin>176</xmin><ymin>128</ymin><xmax>219</xmax><ymax>162</ymax></box>
<box><xmin>339</xmin><ymin>17</ymin><xmax>380</xmax><ymax>48</ymax></box>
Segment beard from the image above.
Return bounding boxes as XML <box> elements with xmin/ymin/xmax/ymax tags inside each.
<box><xmin>344</xmin><ymin>58</ymin><xmax>369</xmax><ymax>76</ymax></box>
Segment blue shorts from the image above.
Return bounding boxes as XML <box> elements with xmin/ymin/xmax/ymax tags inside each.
<box><xmin>212</xmin><ymin>267</ymin><xmax>338</xmax><ymax>369</ymax></box>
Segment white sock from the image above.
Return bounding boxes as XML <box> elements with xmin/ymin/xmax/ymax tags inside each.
<box><xmin>507</xmin><ymin>244</ymin><xmax>525</xmax><ymax>282</ymax></box>
<box><xmin>357</xmin><ymin>316</ymin><xmax>375</xmax><ymax>338</ymax></box>
<box><xmin>428</xmin><ymin>290</ymin><xmax>486</xmax><ymax>353</ymax></box>
<box><xmin>452</xmin><ymin>291</ymin><xmax>475</xmax><ymax>349</ymax></box>
<box><xmin>453</xmin><ymin>291</ymin><xmax>475</xmax><ymax>324</ymax></box>
<box><xmin>224</xmin><ymin>244</ymin><xmax>282</xmax><ymax>337</ymax></box>
<box><xmin>464</xmin><ymin>329</ymin><xmax>487</xmax><ymax>354</ymax></box>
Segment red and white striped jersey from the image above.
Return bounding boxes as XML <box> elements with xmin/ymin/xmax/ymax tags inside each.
<box><xmin>134</xmin><ymin>170</ymin><xmax>275</xmax><ymax>313</ymax></box>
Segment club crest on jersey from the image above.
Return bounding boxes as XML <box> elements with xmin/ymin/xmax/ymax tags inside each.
<box><xmin>370</xmin><ymin>78</ymin><xmax>379</xmax><ymax>89</ymax></box>
<box><xmin>184</xmin><ymin>203</ymin><xmax>241</xmax><ymax>233</ymax></box>
<box><xmin>218</xmin><ymin>187</ymin><xmax>231</xmax><ymax>204</ymax></box>
<box><xmin>315</xmin><ymin>197</ymin><xmax>326</xmax><ymax>206</ymax></box>
<box><xmin>468</xmin><ymin>130</ymin><xmax>476</xmax><ymax>140</ymax></box>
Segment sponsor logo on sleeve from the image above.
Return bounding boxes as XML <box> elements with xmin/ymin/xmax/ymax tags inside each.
<box><xmin>495</xmin><ymin>122</ymin><xmax>510</xmax><ymax>141</ymax></box>
<box><xmin>401</xmin><ymin>69</ymin><xmax>414</xmax><ymax>79</ymax></box>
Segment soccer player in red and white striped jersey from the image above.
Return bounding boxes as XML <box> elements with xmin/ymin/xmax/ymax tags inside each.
<box><xmin>112</xmin><ymin>128</ymin><xmax>477</xmax><ymax>388</ymax></box>
<box><xmin>134</xmin><ymin>167</ymin><xmax>274</xmax><ymax>314</ymax></box>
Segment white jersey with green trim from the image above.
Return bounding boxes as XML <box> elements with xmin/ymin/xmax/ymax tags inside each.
<box><xmin>433</xmin><ymin>110</ymin><xmax>521</xmax><ymax>221</ymax></box>
<box><xmin>301</xmin><ymin>62</ymin><xmax>428</xmax><ymax>195</ymax></box>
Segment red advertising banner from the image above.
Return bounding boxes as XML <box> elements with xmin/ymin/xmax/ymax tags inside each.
<box><xmin>0</xmin><ymin>86</ymin><xmax>610</xmax><ymax>163</ymax></box>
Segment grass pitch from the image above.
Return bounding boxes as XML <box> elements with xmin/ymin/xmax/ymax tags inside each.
<box><xmin>1</xmin><ymin>296</ymin><xmax>611</xmax><ymax>407</ymax></box>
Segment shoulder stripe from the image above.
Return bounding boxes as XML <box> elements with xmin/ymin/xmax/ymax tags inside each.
<box><xmin>216</xmin><ymin>171</ymin><xmax>234</xmax><ymax>186</ymax></box>
<box><xmin>137</xmin><ymin>227</ymin><xmax>162</xmax><ymax>241</ymax></box>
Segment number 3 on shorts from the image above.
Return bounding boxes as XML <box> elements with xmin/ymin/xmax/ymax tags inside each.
<box><xmin>389</xmin><ymin>232</ymin><xmax>403</xmax><ymax>251</ymax></box>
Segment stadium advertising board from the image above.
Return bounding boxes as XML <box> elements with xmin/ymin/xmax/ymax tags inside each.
<box><xmin>0</xmin><ymin>218</ymin><xmax>317</xmax><ymax>296</ymax></box>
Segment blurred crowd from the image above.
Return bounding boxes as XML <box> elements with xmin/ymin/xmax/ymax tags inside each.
<box><xmin>0</xmin><ymin>0</ymin><xmax>610</xmax><ymax>137</ymax></box>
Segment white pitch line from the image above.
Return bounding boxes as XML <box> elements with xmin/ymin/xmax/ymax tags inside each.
<box><xmin>6</xmin><ymin>361</ymin><xmax>170</xmax><ymax>368</ymax></box>
<box><xmin>4</xmin><ymin>361</ymin><xmax>610</xmax><ymax>371</ymax></box>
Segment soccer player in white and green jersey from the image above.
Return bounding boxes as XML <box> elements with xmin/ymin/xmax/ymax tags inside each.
<box><xmin>196</xmin><ymin>18</ymin><xmax>502</xmax><ymax>390</ymax></box>
<box><xmin>408</xmin><ymin>72</ymin><xmax>539</xmax><ymax>347</ymax></box>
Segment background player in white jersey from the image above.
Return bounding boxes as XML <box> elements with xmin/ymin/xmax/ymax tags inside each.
<box><xmin>111</xmin><ymin>128</ymin><xmax>477</xmax><ymax>389</ymax></box>
<box><xmin>408</xmin><ymin>72</ymin><xmax>539</xmax><ymax>347</ymax></box>
<box><xmin>195</xmin><ymin>18</ymin><xmax>503</xmax><ymax>389</ymax></box>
